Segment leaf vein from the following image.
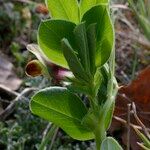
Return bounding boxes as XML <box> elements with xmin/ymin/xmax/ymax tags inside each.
<box><xmin>33</xmin><ymin>100</ymin><xmax>83</xmax><ymax>122</ymax></box>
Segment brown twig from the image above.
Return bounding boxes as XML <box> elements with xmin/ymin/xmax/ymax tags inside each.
<box><xmin>0</xmin><ymin>87</ymin><xmax>37</xmax><ymax>121</ymax></box>
<box><xmin>12</xmin><ymin>0</ymin><xmax>35</xmax><ymax>4</ymax></box>
<box><xmin>132</xmin><ymin>102</ymin><xmax>150</xmax><ymax>140</ymax></box>
<box><xmin>127</xmin><ymin>104</ymin><xmax>131</xmax><ymax>150</ymax></box>
<box><xmin>0</xmin><ymin>85</ymin><xmax>18</xmax><ymax>99</ymax></box>
<box><xmin>111</xmin><ymin>4</ymin><xmax>129</xmax><ymax>10</ymax></box>
<box><xmin>113</xmin><ymin>116</ymin><xmax>150</xmax><ymax>132</ymax></box>
<box><xmin>0</xmin><ymin>98</ymin><xmax>10</xmax><ymax>104</ymax></box>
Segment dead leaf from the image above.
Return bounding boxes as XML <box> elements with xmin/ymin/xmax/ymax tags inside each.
<box><xmin>0</xmin><ymin>54</ymin><xmax>22</xmax><ymax>90</ymax></box>
<box><xmin>115</xmin><ymin>66</ymin><xmax>150</xmax><ymax>121</ymax></box>
<box><xmin>110</xmin><ymin>66</ymin><xmax>150</xmax><ymax>150</ymax></box>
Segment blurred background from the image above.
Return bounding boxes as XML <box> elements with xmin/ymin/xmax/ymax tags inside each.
<box><xmin>0</xmin><ymin>0</ymin><xmax>150</xmax><ymax>149</ymax></box>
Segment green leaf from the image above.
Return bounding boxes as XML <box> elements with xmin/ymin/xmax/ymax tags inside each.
<box><xmin>61</xmin><ymin>38</ymin><xmax>90</xmax><ymax>83</ymax></box>
<box><xmin>104</xmin><ymin>101</ymin><xmax>115</xmax><ymax>130</ymax></box>
<box><xmin>133</xmin><ymin>127</ymin><xmax>150</xmax><ymax>148</ymax></box>
<box><xmin>82</xmin><ymin>109</ymin><xmax>99</xmax><ymax>131</ymax></box>
<box><xmin>93</xmin><ymin>69</ymin><xmax>103</xmax><ymax>97</ymax></box>
<box><xmin>80</xmin><ymin>0</ymin><xmax>109</xmax><ymax>17</ymax></box>
<box><xmin>137</xmin><ymin>143</ymin><xmax>150</xmax><ymax>150</ymax></box>
<box><xmin>101</xmin><ymin>137</ymin><xmax>123</xmax><ymax>150</ymax></box>
<box><xmin>97</xmin><ymin>64</ymin><xmax>110</xmax><ymax>105</ymax></box>
<box><xmin>38</xmin><ymin>19</ymin><xmax>76</xmax><ymax>69</ymax></box>
<box><xmin>30</xmin><ymin>87</ymin><xmax>94</xmax><ymax>140</ymax></box>
<box><xmin>138</xmin><ymin>15</ymin><xmax>150</xmax><ymax>41</ymax></box>
<box><xmin>96</xmin><ymin>66</ymin><xmax>115</xmax><ymax>130</ymax></box>
<box><xmin>66</xmin><ymin>77</ymin><xmax>91</xmax><ymax>95</ymax></box>
<box><xmin>74</xmin><ymin>22</ymin><xmax>91</xmax><ymax>75</ymax></box>
<box><xmin>67</xmin><ymin>83</ymin><xmax>90</xmax><ymax>96</ymax></box>
<box><xmin>87</xmin><ymin>23</ymin><xmax>97</xmax><ymax>75</ymax></box>
<box><xmin>46</xmin><ymin>0</ymin><xmax>79</xmax><ymax>23</ymax></box>
<box><xmin>82</xmin><ymin>5</ymin><xmax>114</xmax><ymax>67</ymax></box>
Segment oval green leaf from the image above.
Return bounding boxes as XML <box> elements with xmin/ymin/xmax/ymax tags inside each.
<box><xmin>82</xmin><ymin>5</ymin><xmax>114</xmax><ymax>67</ymax></box>
<box><xmin>80</xmin><ymin>0</ymin><xmax>109</xmax><ymax>17</ymax></box>
<box><xmin>38</xmin><ymin>19</ymin><xmax>76</xmax><ymax>69</ymax></box>
<box><xmin>30</xmin><ymin>87</ymin><xmax>94</xmax><ymax>140</ymax></box>
<box><xmin>61</xmin><ymin>38</ymin><xmax>90</xmax><ymax>83</ymax></box>
<box><xmin>101</xmin><ymin>137</ymin><xmax>123</xmax><ymax>150</ymax></box>
<box><xmin>73</xmin><ymin>22</ymin><xmax>91</xmax><ymax>75</ymax></box>
<box><xmin>46</xmin><ymin>0</ymin><xmax>79</xmax><ymax>23</ymax></box>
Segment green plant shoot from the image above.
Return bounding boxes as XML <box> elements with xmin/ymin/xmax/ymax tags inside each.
<box><xmin>29</xmin><ymin>0</ymin><xmax>123</xmax><ymax>149</ymax></box>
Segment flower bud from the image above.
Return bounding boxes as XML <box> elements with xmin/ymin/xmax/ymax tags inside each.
<box><xmin>25</xmin><ymin>60</ymin><xmax>43</xmax><ymax>77</ymax></box>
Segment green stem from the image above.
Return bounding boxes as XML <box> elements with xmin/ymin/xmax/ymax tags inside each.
<box><xmin>95</xmin><ymin>127</ymin><xmax>106</xmax><ymax>150</ymax></box>
<box><xmin>131</xmin><ymin>48</ymin><xmax>137</xmax><ymax>80</ymax></box>
<box><xmin>94</xmin><ymin>33</ymin><xmax>117</xmax><ymax>150</ymax></box>
<box><xmin>39</xmin><ymin>124</ymin><xmax>57</xmax><ymax>150</ymax></box>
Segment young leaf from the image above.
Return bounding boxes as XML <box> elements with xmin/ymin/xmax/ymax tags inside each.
<box><xmin>61</xmin><ymin>38</ymin><xmax>90</xmax><ymax>83</ymax></box>
<box><xmin>74</xmin><ymin>22</ymin><xmax>91</xmax><ymax>75</ymax></box>
<box><xmin>87</xmin><ymin>23</ymin><xmax>96</xmax><ymax>75</ymax></box>
<box><xmin>104</xmin><ymin>101</ymin><xmax>115</xmax><ymax>130</ymax></box>
<box><xmin>101</xmin><ymin>137</ymin><xmax>123</xmax><ymax>150</ymax></box>
<box><xmin>38</xmin><ymin>19</ymin><xmax>76</xmax><ymax>69</ymax></box>
<box><xmin>82</xmin><ymin>109</ymin><xmax>99</xmax><ymax>131</ymax></box>
<box><xmin>97</xmin><ymin>64</ymin><xmax>110</xmax><ymax>105</ymax></box>
<box><xmin>30</xmin><ymin>87</ymin><xmax>94</xmax><ymax>140</ymax></box>
<box><xmin>82</xmin><ymin>5</ymin><xmax>114</xmax><ymax>67</ymax></box>
<box><xmin>67</xmin><ymin>83</ymin><xmax>90</xmax><ymax>96</ymax></box>
<box><xmin>46</xmin><ymin>0</ymin><xmax>79</xmax><ymax>23</ymax></box>
<box><xmin>65</xmin><ymin>76</ymin><xmax>91</xmax><ymax>95</ymax></box>
<box><xmin>93</xmin><ymin>68</ymin><xmax>103</xmax><ymax>97</ymax></box>
<box><xmin>80</xmin><ymin>0</ymin><xmax>109</xmax><ymax>17</ymax></box>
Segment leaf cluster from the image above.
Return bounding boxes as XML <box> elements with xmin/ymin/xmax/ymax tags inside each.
<box><xmin>29</xmin><ymin>0</ymin><xmax>121</xmax><ymax>149</ymax></box>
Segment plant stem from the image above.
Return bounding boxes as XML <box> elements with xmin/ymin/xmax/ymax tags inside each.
<box><xmin>94</xmin><ymin>47</ymin><xmax>117</xmax><ymax>150</ymax></box>
<box><xmin>39</xmin><ymin>124</ymin><xmax>57</xmax><ymax>150</ymax></box>
<box><xmin>127</xmin><ymin>104</ymin><xmax>131</xmax><ymax>150</ymax></box>
<box><xmin>48</xmin><ymin>127</ymin><xmax>59</xmax><ymax>150</ymax></box>
<box><xmin>95</xmin><ymin>127</ymin><xmax>106</xmax><ymax>150</ymax></box>
<box><xmin>95</xmin><ymin>136</ymin><xmax>101</xmax><ymax>150</ymax></box>
<box><xmin>131</xmin><ymin>48</ymin><xmax>137</xmax><ymax>80</ymax></box>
